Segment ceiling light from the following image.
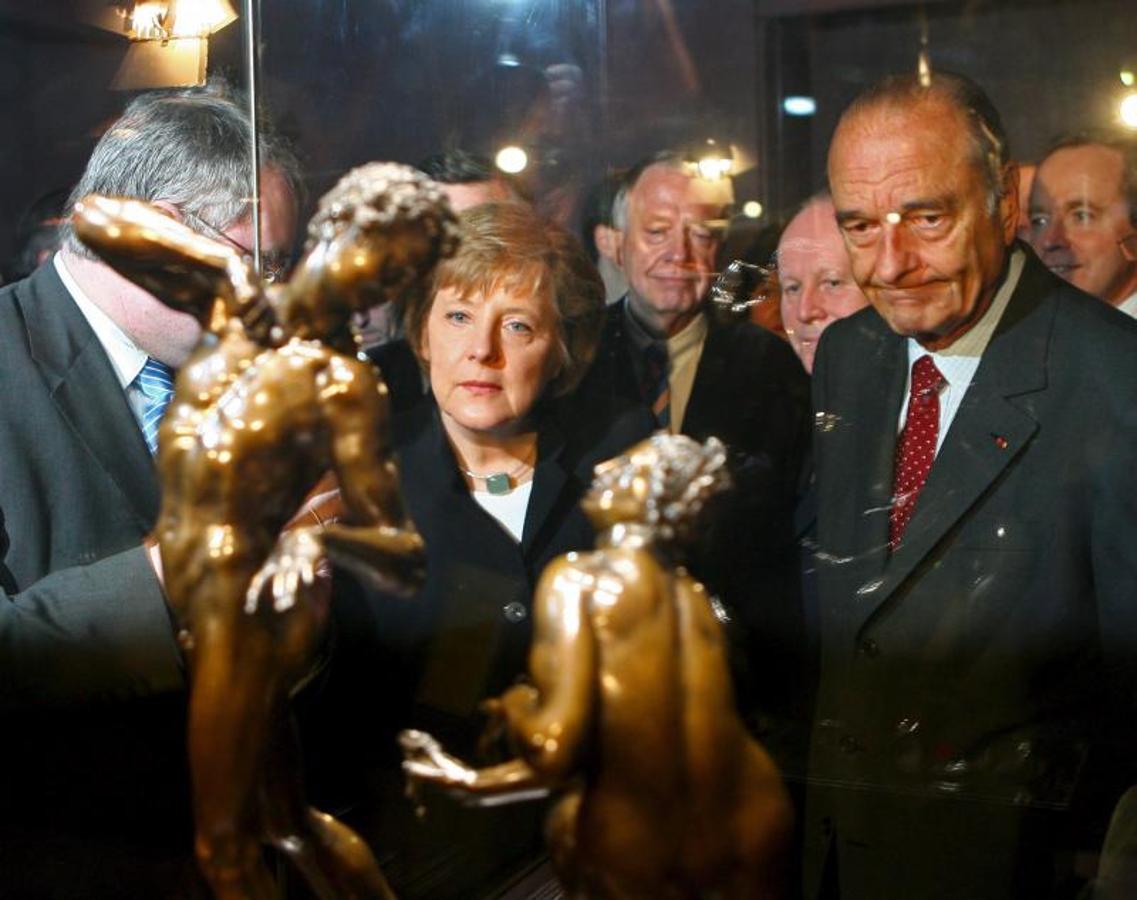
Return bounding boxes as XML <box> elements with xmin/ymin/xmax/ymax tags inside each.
<box><xmin>783</xmin><ymin>96</ymin><xmax>817</xmax><ymax>117</ymax></box>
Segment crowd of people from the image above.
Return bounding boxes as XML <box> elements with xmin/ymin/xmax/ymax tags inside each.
<box><xmin>2</xmin><ymin>67</ymin><xmax>1137</xmax><ymax>900</ymax></box>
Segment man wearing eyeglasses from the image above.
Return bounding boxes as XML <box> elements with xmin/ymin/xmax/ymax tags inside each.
<box><xmin>0</xmin><ymin>84</ymin><xmax>299</xmax><ymax>897</ymax></box>
<box><xmin>1028</xmin><ymin>133</ymin><xmax>1137</xmax><ymax>316</ymax></box>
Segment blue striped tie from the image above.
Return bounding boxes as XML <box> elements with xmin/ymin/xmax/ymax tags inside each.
<box><xmin>136</xmin><ymin>357</ymin><xmax>175</xmax><ymax>456</ymax></box>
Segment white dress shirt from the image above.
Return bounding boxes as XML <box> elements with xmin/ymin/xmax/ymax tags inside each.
<box><xmin>54</xmin><ymin>252</ymin><xmax>150</xmax><ymax>429</ymax></box>
<box><xmin>898</xmin><ymin>248</ymin><xmax>1025</xmax><ymax>456</ymax></box>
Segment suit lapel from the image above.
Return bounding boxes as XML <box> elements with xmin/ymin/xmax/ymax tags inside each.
<box><xmin>868</xmin><ymin>257</ymin><xmax>1054</xmax><ymax>613</ymax></box>
<box><xmin>838</xmin><ymin>319</ymin><xmax>909</xmax><ymax>580</ymax></box>
<box><xmin>521</xmin><ymin>413</ymin><xmax>569</xmax><ymax>554</ymax></box>
<box><xmin>21</xmin><ymin>264</ymin><xmax>159</xmax><ymax>528</ymax></box>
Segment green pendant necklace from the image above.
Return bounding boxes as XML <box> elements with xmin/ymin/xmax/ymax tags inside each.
<box><xmin>459</xmin><ymin>456</ymin><xmax>533</xmax><ymax>496</ymax></box>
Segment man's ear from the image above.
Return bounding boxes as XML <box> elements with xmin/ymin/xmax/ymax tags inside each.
<box><xmin>150</xmin><ymin>200</ymin><xmax>182</xmax><ymax>221</ymax></box>
<box><xmin>999</xmin><ymin>161</ymin><xmax>1020</xmax><ymax>245</ymax></box>
<box><xmin>594</xmin><ymin>224</ymin><xmax>621</xmax><ymax>264</ymax></box>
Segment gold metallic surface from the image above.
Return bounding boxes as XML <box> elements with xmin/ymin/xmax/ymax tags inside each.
<box><xmin>402</xmin><ymin>435</ymin><xmax>793</xmax><ymax>899</ymax></box>
<box><xmin>74</xmin><ymin>163</ymin><xmax>459</xmax><ymax>900</ymax></box>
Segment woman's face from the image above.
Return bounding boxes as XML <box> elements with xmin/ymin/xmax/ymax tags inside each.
<box><xmin>421</xmin><ymin>282</ymin><xmax>562</xmax><ymax>438</ymax></box>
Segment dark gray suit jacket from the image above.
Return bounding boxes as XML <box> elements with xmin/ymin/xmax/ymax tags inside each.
<box><xmin>0</xmin><ymin>262</ymin><xmax>196</xmax><ymax>897</ymax></box>
<box><xmin>568</xmin><ymin>301</ymin><xmax>815</xmax><ymax>750</ymax></box>
<box><xmin>806</xmin><ymin>249</ymin><xmax>1137</xmax><ymax>899</ymax></box>
<box><xmin>0</xmin><ymin>261</ymin><xmax>182</xmax><ymax>704</ymax></box>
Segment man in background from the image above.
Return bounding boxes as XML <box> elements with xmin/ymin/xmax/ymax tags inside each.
<box><xmin>572</xmin><ymin>151</ymin><xmax>812</xmax><ymax>762</ymax></box>
<box><xmin>776</xmin><ymin>192</ymin><xmax>868</xmax><ymax>373</ymax></box>
<box><xmin>1027</xmin><ymin>133</ymin><xmax>1137</xmax><ymax>315</ymax></box>
<box><xmin>0</xmin><ymin>85</ymin><xmax>300</xmax><ymax>897</ymax></box>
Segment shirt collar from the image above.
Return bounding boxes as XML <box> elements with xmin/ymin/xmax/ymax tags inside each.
<box><xmin>54</xmin><ymin>251</ymin><xmax>148</xmax><ymax>389</ymax></box>
<box><xmin>666</xmin><ymin>309</ymin><xmax>708</xmax><ymax>357</ymax></box>
<box><xmin>1117</xmin><ymin>290</ymin><xmax>1137</xmax><ymax>319</ymax></box>
<box><xmin>622</xmin><ymin>296</ymin><xmax>706</xmax><ymax>351</ymax></box>
<box><xmin>906</xmin><ymin>245</ymin><xmax>1025</xmax><ymax>366</ymax></box>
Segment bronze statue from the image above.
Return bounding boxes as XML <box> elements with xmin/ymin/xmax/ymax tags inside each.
<box><xmin>73</xmin><ymin>163</ymin><xmax>460</xmax><ymax>900</ymax></box>
<box><xmin>401</xmin><ymin>434</ymin><xmax>794</xmax><ymax>899</ymax></box>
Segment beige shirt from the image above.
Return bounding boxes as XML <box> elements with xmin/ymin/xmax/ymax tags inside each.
<box><xmin>622</xmin><ymin>300</ymin><xmax>709</xmax><ymax>433</ymax></box>
<box><xmin>665</xmin><ymin>312</ymin><xmax>708</xmax><ymax>432</ymax></box>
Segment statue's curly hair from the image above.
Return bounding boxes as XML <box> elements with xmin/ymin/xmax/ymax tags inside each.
<box><xmin>306</xmin><ymin>162</ymin><xmax>461</xmax><ymax>266</ymax></box>
<box><xmin>595</xmin><ymin>434</ymin><xmax>731</xmax><ymax>549</ymax></box>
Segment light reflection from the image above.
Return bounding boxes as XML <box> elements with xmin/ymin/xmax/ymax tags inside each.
<box><xmin>495</xmin><ymin>146</ymin><xmax>528</xmax><ymax>174</ymax></box>
<box><xmin>1120</xmin><ymin>92</ymin><xmax>1137</xmax><ymax>128</ymax></box>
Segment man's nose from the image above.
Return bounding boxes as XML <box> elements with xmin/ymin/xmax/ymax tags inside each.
<box><xmin>1037</xmin><ymin>216</ymin><xmax>1068</xmax><ymax>252</ymax></box>
<box><xmin>663</xmin><ymin>226</ymin><xmax>694</xmax><ymax>261</ymax></box>
<box><xmin>874</xmin><ymin>223</ymin><xmax>919</xmax><ymax>284</ymax></box>
<box><xmin>797</xmin><ymin>282</ymin><xmax>826</xmax><ymax>324</ymax></box>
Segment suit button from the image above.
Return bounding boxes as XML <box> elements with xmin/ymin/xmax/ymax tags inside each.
<box><xmin>857</xmin><ymin>638</ymin><xmax>880</xmax><ymax>659</ymax></box>
<box><xmin>502</xmin><ymin>602</ymin><xmax>527</xmax><ymax>623</ymax></box>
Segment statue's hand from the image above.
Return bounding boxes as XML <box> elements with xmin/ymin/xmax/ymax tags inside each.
<box><xmin>399</xmin><ymin>729</ymin><xmax>477</xmax><ymax>788</ymax></box>
<box><xmin>243</xmin><ymin>528</ymin><xmax>332</xmax><ymax>681</ymax></box>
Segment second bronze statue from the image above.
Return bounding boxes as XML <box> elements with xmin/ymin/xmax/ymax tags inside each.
<box><xmin>402</xmin><ymin>433</ymin><xmax>794</xmax><ymax>900</ymax></box>
<box><xmin>73</xmin><ymin>163</ymin><xmax>460</xmax><ymax>900</ymax></box>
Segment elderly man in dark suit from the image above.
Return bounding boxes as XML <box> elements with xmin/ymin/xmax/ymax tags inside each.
<box><xmin>0</xmin><ymin>87</ymin><xmax>299</xmax><ymax>897</ymax></box>
<box><xmin>570</xmin><ymin>152</ymin><xmax>812</xmax><ymax>764</ymax></box>
<box><xmin>806</xmin><ymin>71</ymin><xmax>1137</xmax><ymax>900</ymax></box>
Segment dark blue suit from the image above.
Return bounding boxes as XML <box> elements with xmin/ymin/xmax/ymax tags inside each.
<box><xmin>806</xmin><ymin>249</ymin><xmax>1137</xmax><ymax>899</ymax></box>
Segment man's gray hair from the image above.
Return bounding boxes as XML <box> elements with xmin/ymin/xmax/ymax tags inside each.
<box><xmin>610</xmin><ymin>151</ymin><xmax>690</xmax><ymax>231</ymax></box>
<box><xmin>62</xmin><ymin>84</ymin><xmax>301</xmax><ymax>258</ymax></box>
<box><xmin>836</xmin><ymin>71</ymin><xmax>1010</xmax><ymax>215</ymax></box>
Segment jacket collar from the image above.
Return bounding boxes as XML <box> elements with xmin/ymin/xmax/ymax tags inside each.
<box><xmin>19</xmin><ymin>263</ymin><xmax>159</xmax><ymax>527</ymax></box>
<box><xmin>393</xmin><ymin>395</ymin><xmax>572</xmax><ymax>555</ymax></box>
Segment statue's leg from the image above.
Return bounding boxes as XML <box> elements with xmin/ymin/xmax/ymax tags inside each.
<box><xmin>185</xmin><ymin>570</ymin><xmax>281</xmax><ymax>900</ymax></box>
<box><xmin>260</xmin><ymin>713</ymin><xmax>394</xmax><ymax>900</ymax></box>
<box><xmin>546</xmin><ymin>788</ymin><xmax>584</xmax><ymax>891</ymax></box>
<box><xmin>727</xmin><ymin>754</ymin><xmax>794</xmax><ymax>900</ymax></box>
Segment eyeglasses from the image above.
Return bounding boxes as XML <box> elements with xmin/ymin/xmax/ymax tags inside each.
<box><xmin>179</xmin><ymin>208</ymin><xmax>291</xmax><ymax>283</ymax></box>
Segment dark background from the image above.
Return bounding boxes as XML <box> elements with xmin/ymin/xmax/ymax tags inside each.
<box><xmin>2</xmin><ymin>0</ymin><xmax>1136</xmax><ymax>273</ymax></box>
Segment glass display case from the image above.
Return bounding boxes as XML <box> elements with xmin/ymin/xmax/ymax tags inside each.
<box><xmin>3</xmin><ymin>1</ymin><xmax>1137</xmax><ymax>898</ymax></box>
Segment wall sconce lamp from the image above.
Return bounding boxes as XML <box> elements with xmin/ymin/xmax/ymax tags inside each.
<box><xmin>86</xmin><ymin>0</ymin><xmax>238</xmax><ymax>88</ymax></box>
<box><xmin>111</xmin><ymin>0</ymin><xmax>237</xmax><ymax>42</ymax></box>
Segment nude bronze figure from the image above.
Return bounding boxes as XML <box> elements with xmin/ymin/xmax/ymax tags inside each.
<box><xmin>73</xmin><ymin>163</ymin><xmax>459</xmax><ymax>900</ymax></box>
<box><xmin>400</xmin><ymin>434</ymin><xmax>794</xmax><ymax>899</ymax></box>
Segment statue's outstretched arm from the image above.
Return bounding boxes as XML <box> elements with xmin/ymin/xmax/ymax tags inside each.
<box><xmin>316</xmin><ymin>355</ymin><xmax>424</xmax><ymax>594</ymax></box>
<box><xmin>398</xmin><ymin>558</ymin><xmax>595</xmax><ymax>800</ymax></box>
<box><xmin>71</xmin><ymin>195</ymin><xmax>274</xmax><ymax>341</ymax></box>
<box><xmin>399</xmin><ymin>729</ymin><xmax>549</xmax><ymax>804</ymax></box>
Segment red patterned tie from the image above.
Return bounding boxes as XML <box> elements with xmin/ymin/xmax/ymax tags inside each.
<box><xmin>889</xmin><ymin>355</ymin><xmax>944</xmax><ymax>548</ymax></box>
